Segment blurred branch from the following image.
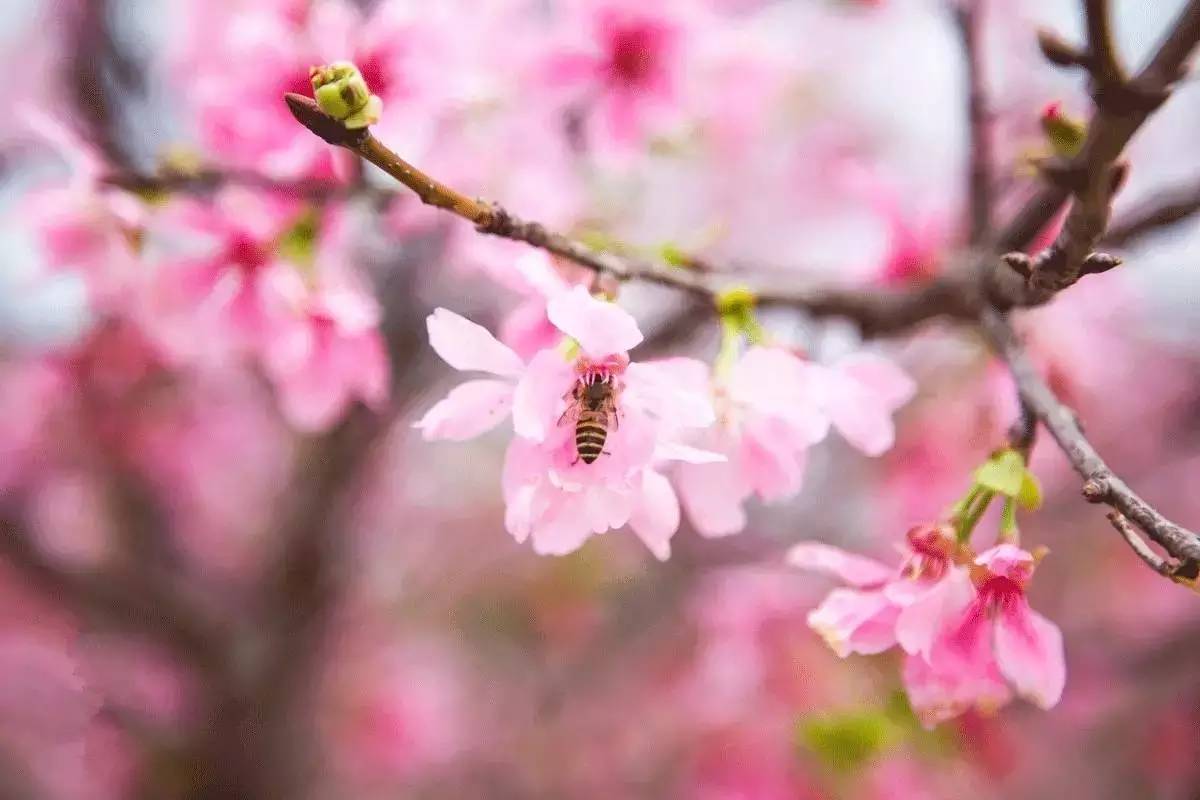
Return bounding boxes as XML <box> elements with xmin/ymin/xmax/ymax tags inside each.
<box><xmin>954</xmin><ymin>0</ymin><xmax>995</xmax><ymax>245</ymax></box>
<box><xmin>103</xmin><ymin>168</ymin><xmax>395</xmax><ymax>204</ymax></box>
<box><xmin>1103</xmin><ymin>177</ymin><xmax>1200</xmax><ymax>247</ymax></box>
<box><xmin>64</xmin><ymin>0</ymin><xmax>138</xmax><ymax>171</ymax></box>
<box><xmin>976</xmin><ymin>0</ymin><xmax>1200</xmax><ymax>583</ymax></box>
<box><xmin>980</xmin><ymin>309</ymin><xmax>1200</xmax><ymax>579</ymax></box>
<box><xmin>0</xmin><ymin>514</ymin><xmax>226</xmax><ymax>672</ymax></box>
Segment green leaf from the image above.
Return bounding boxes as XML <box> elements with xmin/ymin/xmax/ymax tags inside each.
<box><xmin>1017</xmin><ymin>470</ymin><xmax>1042</xmax><ymax>510</ymax></box>
<box><xmin>797</xmin><ymin>712</ymin><xmax>897</xmax><ymax>774</ymax></box>
<box><xmin>973</xmin><ymin>449</ymin><xmax>1025</xmax><ymax>497</ymax></box>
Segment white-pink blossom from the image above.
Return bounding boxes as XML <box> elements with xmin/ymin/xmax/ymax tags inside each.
<box><xmin>417</xmin><ymin>286</ymin><xmax>721</xmax><ymax>559</ymax></box>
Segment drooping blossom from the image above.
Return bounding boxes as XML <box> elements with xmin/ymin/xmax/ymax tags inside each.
<box><xmin>416</xmin><ymin>285</ymin><xmax>721</xmax><ymax>559</ymax></box>
<box><xmin>791</xmin><ymin>532</ymin><xmax>1066</xmax><ymax>726</ymax></box>
<box><xmin>788</xmin><ymin>524</ymin><xmax>961</xmax><ymax>659</ymax></box>
<box><xmin>675</xmin><ymin>348</ymin><xmax>914</xmax><ymax>537</ymax></box>
<box><xmin>901</xmin><ymin>544</ymin><xmax>1065</xmax><ymax>726</ymax></box>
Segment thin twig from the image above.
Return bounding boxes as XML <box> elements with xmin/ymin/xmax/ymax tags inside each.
<box><xmin>1107</xmin><ymin>510</ymin><xmax>1172</xmax><ymax>576</ymax></box>
<box><xmin>1103</xmin><ymin>177</ymin><xmax>1200</xmax><ymax>247</ymax></box>
<box><xmin>980</xmin><ymin>308</ymin><xmax>1200</xmax><ymax>570</ymax></box>
<box><xmin>1084</xmin><ymin>0</ymin><xmax>1128</xmax><ymax>95</ymax></box>
<box><xmin>1004</xmin><ymin>0</ymin><xmax>1200</xmax><ymax>297</ymax></box>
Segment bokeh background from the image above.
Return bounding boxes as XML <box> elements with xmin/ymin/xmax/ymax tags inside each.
<box><xmin>1</xmin><ymin>0</ymin><xmax>1199</xmax><ymax>797</ymax></box>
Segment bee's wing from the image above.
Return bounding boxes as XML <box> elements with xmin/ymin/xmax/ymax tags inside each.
<box><xmin>557</xmin><ymin>401</ymin><xmax>581</xmax><ymax>426</ymax></box>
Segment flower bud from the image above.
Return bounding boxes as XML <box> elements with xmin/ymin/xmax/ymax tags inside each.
<box><xmin>1039</xmin><ymin>102</ymin><xmax>1087</xmax><ymax>159</ymax></box>
<box><xmin>309</xmin><ymin>61</ymin><xmax>382</xmax><ymax>130</ymax></box>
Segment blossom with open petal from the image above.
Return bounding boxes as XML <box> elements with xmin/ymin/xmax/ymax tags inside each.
<box><xmin>675</xmin><ymin>347</ymin><xmax>830</xmax><ymax>538</ymax></box>
<box><xmin>416</xmin><ymin>286</ymin><xmax>721</xmax><ymax>558</ymax></box>
<box><xmin>902</xmin><ymin>544</ymin><xmax>1066</xmax><ymax>725</ymax></box>
<box><xmin>264</xmin><ymin>286</ymin><xmax>389</xmax><ymax>432</ymax></box>
<box><xmin>811</xmin><ymin>352</ymin><xmax>916</xmax><ymax>457</ymax></box>
<box><xmin>788</xmin><ymin>525</ymin><xmax>961</xmax><ymax>659</ymax></box>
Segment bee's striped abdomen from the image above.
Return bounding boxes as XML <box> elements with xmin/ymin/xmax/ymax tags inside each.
<box><xmin>574</xmin><ymin>412</ymin><xmax>608</xmax><ymax>464</ymax></box>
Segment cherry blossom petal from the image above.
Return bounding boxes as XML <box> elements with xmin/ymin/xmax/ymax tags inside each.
<box><xmin>894</xmin><ymin>568</ymin><xmax>976</xmax><ymax>660</ymax></box>
<box><xmin>836</xmin><ymin>353</ymin><xmax>916</xmax><ymax>411</ymax></box>
<box><xmin>739</xmin><ymin>415</ymin><xmax>807</xmax><ymax>501</ymax></box>
<box><xmin>676</xmin><ymin>458</ymin><xmax>749</xmax><ymax>538</ymax></box>
<box><xmin>816</xmin><ymin>365</ymin><xmax>899</xmax><ymax>457</ymax></box>
<box><xmin>730</xmin><ymin>347</ymin><xmax>812</xmax><ymax>413</ymax></box>
<box><xmin>786</xmin><ymin>542</ymin><xmax>894</xmax><ymax>587</ymax></box>
<box><xmin>530</xmin><ymin>491</ymin><xmax>596</xmax><ymax>556</ymax></box>
<box><xmin>653</xmin><ymin>441</ymin><xmax>727</xmax><ymax>464</ymax></box>
<box><xmin>414</xmin><ymin>380</ymin><xmax>514</xmax><ymax>441</ymax></box>
<box><xmin>629</xmin><ymin>469</ymin><xmax>680</xmax><ymax>560</ymax></box>
<box><xmin>902</xmin><ymin>652</ymin><xmax>1012</xmax><ymax>729</ymax></box>
<box><xmin>993</xmin><ymin>603</ymin><xmax>1066</xmax><ymax>709</ymax></box>
<box><xmin>426</xmin><ymin>308</ymin><xmax>525</xmax><ymax>377</ymax></box>
<box><xmin>807</xmin><ymin>589</ymin><xmax>899</xmax><ymax>657</ymax></box>
<box><xmin>512</xmin><ymin>349</ymin><xmax>573</xmax><ymax>442</ymax></box>
<box><xmin>976</xmin><ymin>544</ymin><xmax>1036</xmax><ymax>582</ymax></box>
<box><xmin>499</xmin><ymin>297</ymin><xmax>560</xmax><ymax>362</ymax></box>
<box><xmin>624</xmin><ymin>359</ymin><xmax>715</xmax><ymax>428</ymax></box>
<box><xmin>511</xmin><ymin>250</ymin><xmax>570</xmax><ymax>298</ymax></box>
<box><xmin>546</xmin><ymin>285</ymin><xmax>642</xmax><ymax>357</ymax></box>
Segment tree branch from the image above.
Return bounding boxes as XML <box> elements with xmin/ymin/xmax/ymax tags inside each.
<box><xmin>1004</xmin><ymin>0</ymin><xmax>1200</xmax><ymax>298</ymax></box>
<box><xmin>0</xmin><ymin>514</ymin><xmax>227</xmax><ymax>671</ymax></box>
<box><xmin>282</xmin><ymin>1</ymin><xmax>1200</xmax><ymax>585</ymax></box>
<box><xmin>1103</xmin><ymin>176</ymin><xmax>1200</xmax><ymax>247</ymax></box>
<box><xmin>980</xmin><ymin>309</ymin><xmax>1200</xmax><ymax>576</ymax></box>
<box><xmin>102</xmin><ymin>168</ymin><xmax>393</xmax><ymax>203</ymax></box>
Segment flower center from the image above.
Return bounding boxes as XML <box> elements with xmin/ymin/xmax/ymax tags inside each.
<box><xmin>978</xmin><ymin>575</ymin><xmax>1025</xmax><ymax>614</ymax></box>
<box><xmin>225</xmin><ymin>233</ymin><xmax>271</xmax><ymax>275</ymax></box>
<box><xmin>604</xmin><ymin>20</ymin><xmax>667</xmax><ymax>87</ymax></box>
<box><xmin>574</xmin><ymin>354</ymin><xmax>627</xmax><ymax>386</ymax></box>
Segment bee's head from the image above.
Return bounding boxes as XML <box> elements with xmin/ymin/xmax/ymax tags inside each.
<box><xmin>584</xmin><ymin>381</ymin><xmax>609</xmax><ymax>402</ymax></box>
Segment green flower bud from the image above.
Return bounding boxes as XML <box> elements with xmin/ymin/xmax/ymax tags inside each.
<box><xmin>309</xmin><ymin>61</ymin><xmax>382</xmax><ymax>130</ymax></box>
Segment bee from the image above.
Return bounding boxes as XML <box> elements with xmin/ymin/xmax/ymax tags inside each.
<box><xmin>559</xmin><ymin>375</ymin><xmax>621</xmax><ymax>465</ymax></box>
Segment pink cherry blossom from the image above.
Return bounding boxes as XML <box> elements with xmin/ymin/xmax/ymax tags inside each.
<box><xmin>902</xmin><ymin>545</ymin><xmax>1066</xmax><ymax>726</ymax></box>
<box><xmin>813</xmin><ymin>352</ymin><xmax>916</xmax><ymax>457</ymax></box>
<box><xmin>263</xmin><ymin>285</ymin><xmax>389</xmax><ymax>432</ymax></box>
<box><xmin>417</xmin><ymin>286</ymin><xmax>720</xmax><ymax>558</ymax></box>
<box><xmin>674</xmin><ymin>347</ymin><xmax>912</xmax><ymax>537</ymax></box>
<box><xmin>146</xmin><ymin>191</ymin><xmax>308</xmax><ymax>360</ymax></box>
<box><xmin>537</xmin><ymin>0</ymin><xmax>700</xmax><ymax>146</ymax></box>
<box><xmin>788</xmin><ymin>524</ymin><xmax>960</xmax><ymax>658</ymax></box>
<box><xmin>19</xmin><ymin>109</ymin><xmax>143</xmax><ymax>312</ymax></box>
<box><xmin>675</xmin><ymin>347</ymin><xmax>830</xmax><ymax>538</ymax></box>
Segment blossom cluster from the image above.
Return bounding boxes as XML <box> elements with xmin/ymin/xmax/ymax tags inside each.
<box><xmin>9</xmin><ymin>0</ymin><xmax>1195</xmax><ymax>794</ymax></box>
<box><xmin>790</xmin><ymin>526</ymin><xmax>1066</xmax><ymax>726</ymax></box>
<box><xmin>416</xmin><ymin>280</ymin><xmax>912</xmax><ymax>559</ymax></box>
